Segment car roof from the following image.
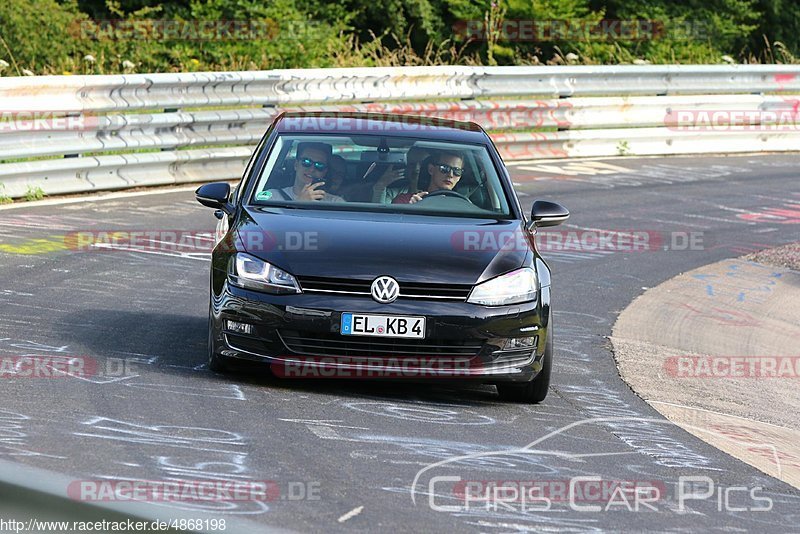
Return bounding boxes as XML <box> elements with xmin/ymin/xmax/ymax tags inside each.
<box><xmin>273</xmin><ymin>112</ymin><xmax>490</xmax><ymax>143</ymax></box>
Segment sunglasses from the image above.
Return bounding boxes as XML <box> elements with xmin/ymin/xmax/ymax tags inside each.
<box><xmin>300</xmin><ymin>157</ymin><xmax>328</xmax><ymax>172</ymax></box>
<box><xmin>435</xmin><ymin>163</ymin><xmax>463</xmax><ymax>177</ymax></box>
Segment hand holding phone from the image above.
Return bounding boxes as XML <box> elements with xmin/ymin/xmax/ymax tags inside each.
<box><xmin>299</xmin><ymin>181</ymin><xmax>327</xmax><ymax>201</ymax></box>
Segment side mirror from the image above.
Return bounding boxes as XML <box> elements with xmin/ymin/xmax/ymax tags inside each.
<box><xmin>529</xmin><ymin>200</ymin><xmax>569</xmax><ymax>228</ymax></box>
<box><xmin>196</xmin><ymin>183</ymin><xmax>234</xmax><ymax>215</ymax></box>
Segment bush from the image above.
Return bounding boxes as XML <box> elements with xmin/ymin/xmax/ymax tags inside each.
<box><xmin>0</xmin><ymin>0</ymin><xmax>797</xmax><ymax>74</ymax></box>
<box><xmin>0</xmin><ymin>0</ymin><xmax>354</xmax><ymax>74</ymax></box>
<box><xmin>0</xmin><ymin>0</ymin><xmax>89</xmax><ymax>74</ymax></box>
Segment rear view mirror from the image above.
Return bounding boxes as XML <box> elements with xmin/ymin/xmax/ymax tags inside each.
<box><xmin>359</xmin><ymin>152</ymin><xmax>406</xmax><ymax>164</ymax></box>
<box><xmin>530</xmin><ymin>200</ymin><xmax>570</xmax><ymax>228</ymax></box>
<box><xmin>196</xmin><ymin>182</ymin><xmax>233</xmax><ymax>214</ymax></box>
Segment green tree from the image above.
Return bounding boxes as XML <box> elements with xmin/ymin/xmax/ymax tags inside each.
<box><xmin>0</xmin><ymin>0</ymin><xmax>88</xmax><ymax>74</ymax></box>
<box><xmin>746</xmin><ymin>0</ymin><xmax>800</xmax><ymax>60</ymax></box>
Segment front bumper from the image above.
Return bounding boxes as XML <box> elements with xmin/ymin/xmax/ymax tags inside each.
<box><xmin>210</xmin><ymin>278</ymin><xmax>551</xmax><ymax>382</ymax></box>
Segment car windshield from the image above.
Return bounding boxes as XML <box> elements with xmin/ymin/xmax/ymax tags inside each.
<box><xmin>248</xmin><ymin>134</ymin><xmax>514</xmax><ymax>218</ymax></box>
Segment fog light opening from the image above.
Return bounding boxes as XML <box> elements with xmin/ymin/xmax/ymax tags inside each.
<box><xmin>503</xmin><ymin>336</ymin><xmax>538</xmax><ymax>350</ymax></box>
<box><xmin>226</xmin><ymin>320</ymin><xmax>254</xmax><ymax>335</ymax></box>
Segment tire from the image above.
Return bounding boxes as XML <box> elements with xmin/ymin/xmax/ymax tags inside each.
<box><xmin>207</xmin><ymin>307</ymin><xmax>229</xmax><ymax>373</ymax></box>
<box><xmin>497</xmin><ymin>311</ymin><xmax>553</xmax><ymax>403</ymax></box>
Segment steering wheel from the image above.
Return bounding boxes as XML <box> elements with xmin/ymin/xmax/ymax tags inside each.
<box><xmin>419</xmin><ymin>190</ymin><xmax>472</xmax><ymax>202</ymax></box>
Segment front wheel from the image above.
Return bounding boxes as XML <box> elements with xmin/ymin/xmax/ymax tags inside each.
<box><xmin>497</xmin><ymin>312</ymin><xmax>553</xmax><ymax>403</ymax></box>
<box><xmin>207</xmin><ymin>307</ymin><xmax>229</xmax><ymax>373</ymax></box>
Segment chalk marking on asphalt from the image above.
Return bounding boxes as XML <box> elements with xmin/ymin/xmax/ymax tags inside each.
<box><xmin>60</xmin><ymin>373</ymin><xmax>139</xmax><ymax>385</ymax></box>
<box><xmin>278</xmin><ymin>419</ymin><xmax>369</xmax><ymax>430</ymax></box>
<box><xmin>138</xmin><ymin>237</ymin><xmax>213</xmax><ymax>249</ymax></box>
<box><xmin>91</xmin><ymin>243</ymin><xmax>211</xmax><ymax>261</ymax></box>
<box><xmin>561</xmin><ymin>223</ymin><xmax>639</xmax><ymax>235</ymax></box>
<box><xmin>124</xmin><ymin>382</ymin><xmax>247</xmax><ymax>401</ymax></box>
<box><xmin>7</xmin><ymin>341</ymin><xmax>69</xmax><ymax>353</ymax></box>
<box><xmin>0</xmin><ymin>446</ymin><xmax>67</xmax><ymax>459</ymax></box>
<box><xmin>306</xmin><ymin>425</ymin><xmax>342</xmax><ymax>440</ymax></box>
<box><xmin>684</xmin><ymin>213</ymin><xmax>755</xmax><ymax>225</ymax></box>
<box><xmin>753</xmin><ymin>193</ymin><xmax>800</xmax><ymax>203</ymax></box>
<box><xmin>471</xmin><ymin>519</ymin><xmax>597</xmax><ymax>531</ymax></box>
<box><xmin>337</xmin><ymin>506</ymin><xmax>364</xmax><ymax>523</ymax></box>
<box><xmin>0</xmin><ymin>290</ymin><xmax>34</xmax><ymax>297</ymax></box>
<box><xmin>708</xmin><ymin>204</ymin><xmax>759</xmax><ymax>214</ymax></box>
<box><xmin>518</xmin><ymin>161</ymin><xmax>635</xmax><ymax>176</ymax></box>
<box><xmin>635</xmin><ymin>217</ymin><xmax>713</xmax><ymax>229</ymax></box>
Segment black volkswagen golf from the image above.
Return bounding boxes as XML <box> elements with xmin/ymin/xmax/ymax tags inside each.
<box><xmin>196</xmin><ymin>112</ymin><xmax>569</xmax><ymax>403</ymax></box>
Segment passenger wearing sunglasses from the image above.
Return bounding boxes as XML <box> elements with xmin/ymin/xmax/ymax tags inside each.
<box><xmin>392</xmin><ymin>151</ymin><xmax>464</xmax><ymax>204</ymax></box>
<box><xmin>268</xmin><ymin>142</ymin><xmax>344</xmax><ymax>202</ymax></box>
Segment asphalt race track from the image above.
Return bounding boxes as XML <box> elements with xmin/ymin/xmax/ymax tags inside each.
<box><xmin>0</xmin><ymin>153</ymin><xmax>798</xmax><ymax>532</ymax></box>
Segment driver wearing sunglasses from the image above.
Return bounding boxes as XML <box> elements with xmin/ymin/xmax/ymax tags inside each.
<box><xmin>268</xmin><ymin>142</ymin><xmax>344</xmax><ymax>202</ymax></box>
<box><xmin>392</xmin><ymin>150</ymin><xmax>464</xmax><ymax>204</ymax></box>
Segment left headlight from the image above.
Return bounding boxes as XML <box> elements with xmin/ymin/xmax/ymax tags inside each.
<box><xmin>467</xmin><ymin>267</ymin><xmax>537</xmax><ymax>306</ymax></box>
<box><xmin>228</xmin><ymin>253</ymin><xmax>301</xmax><ymax>294</ymax></box>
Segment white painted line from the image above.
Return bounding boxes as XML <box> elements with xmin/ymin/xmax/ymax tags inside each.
<box><xmin>0</xmin><ymin>182</ymin><xmax>235</xmax><ymax>211</ymax></box>
<box><xmin>505</xmin><ymin>152</ymin><xmax>796</xmax><ymax>166</ymax></box>
<box><xmin>90</xmin><ymin>243</ymin><xmax>211</xmax><ymax>261</ymax></box>
<box><xmin>139</xmin><ymin>237</ymin><xmax>213</xmax><ymax>249</ymax></box>
<box><xmin>684</xmin><ymin>213</ymin><xmax>754</xmax><ymax>224</ymax></box>
<box><xmin>337</xmin><ymin>506</ymin><xmax>364</xmax><ymax>523</ymax></box>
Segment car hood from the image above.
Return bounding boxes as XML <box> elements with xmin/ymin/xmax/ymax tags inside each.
<box><xmin>235</xmin><ymin>207</ymin><xmax>531</xmax><ymax>285</ymax></box>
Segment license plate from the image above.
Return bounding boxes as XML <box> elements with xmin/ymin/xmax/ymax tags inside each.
<box><xmin>341</xmin><ymin>313</ymin><xmax>425</xmax><ymax>339</ymax></box>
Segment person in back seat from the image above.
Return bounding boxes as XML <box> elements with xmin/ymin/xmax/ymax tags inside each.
<box><xmin>324</xmin><ymin>155</ymin><xmax>347</xmax><ymax>197</ymax></box>
<box><xmin>371</xmin><ymin>146</ymin><xmax>430</xmax><ymax>203</ymax></box>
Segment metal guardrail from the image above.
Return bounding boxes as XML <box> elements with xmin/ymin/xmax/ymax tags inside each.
<box><xmin>1</xmin><ymin>65</ymin><xmax>799</xmax><ymax>198</ymax></box>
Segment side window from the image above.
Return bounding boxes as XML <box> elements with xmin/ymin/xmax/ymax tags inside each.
<box><xmin>250</xmin><ymin>137</ymin><xmax>292</xmax><ymax>199</ymax></box>
<box><xmin>237</xmin><ymin>134</ymin><xmax>272</xmax><ymax>203</ymax></box>
<box><xmin>458</xmin><ymin>152</ymin><xmax>490</xmax><ymax>211</ymax></box>
<box><xmin>263</xmin><ymin>141</ymin><xmax>296</xmax><ymax>191</ymax></box>
<box><xmin>469</xmin><ymin>152</ymin><xmax>503</xmax><ymax>212</ymax></box>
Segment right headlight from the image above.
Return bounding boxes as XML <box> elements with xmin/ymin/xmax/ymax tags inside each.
<box><xmin>227</xmin><ymin>253</ymin><xmax>301</xmax><ymax>294</ymax></box>
<box><xmin>467</xmin><ymin>267</ymin><xmax>537</xmax><ymax>306</ymax></box>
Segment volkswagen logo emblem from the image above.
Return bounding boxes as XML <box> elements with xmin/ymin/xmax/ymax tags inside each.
<box><xmin>371</xmin><ymin>276</ymin><xmax>399</xmax><ymax>304</ymax></box>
